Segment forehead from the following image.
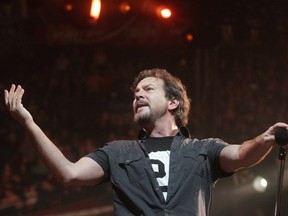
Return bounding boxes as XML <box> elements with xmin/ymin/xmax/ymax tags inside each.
<box><xmin>136</xmin><ymin>77</ymin><xmax>164</xmax><ymax>88</ymax></box>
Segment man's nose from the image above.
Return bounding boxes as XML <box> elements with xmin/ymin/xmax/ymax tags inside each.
<box><xmin>135</xmin><ymin>89</ymin><xmax>144</xmax><ymax>100</ymax></box>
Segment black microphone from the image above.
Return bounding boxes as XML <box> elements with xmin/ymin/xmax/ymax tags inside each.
<box><xmin>275</xmin><ymin>127</ymin><xmax>288</xmax><ymax>146</ymax></box>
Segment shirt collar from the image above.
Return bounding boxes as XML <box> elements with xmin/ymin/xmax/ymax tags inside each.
<box><xmin>137</xmin><ymin>126</ymin><xmax>191</xmax><ymax>140</ymax></box>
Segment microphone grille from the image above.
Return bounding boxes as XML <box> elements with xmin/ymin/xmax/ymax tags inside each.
<box><xmin>275</xmin><ymin>127</ymin><xmax>288</xmax><ymax>146</ymax></box>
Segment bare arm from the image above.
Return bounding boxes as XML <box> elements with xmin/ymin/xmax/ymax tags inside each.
<box><xmin>4</xmin><ymin>84</ymin><xmax>104</xmax><ymax>185</ymax></box>
<box><xmin>220</xmin><ymin>122</ymin><xmax>288</xmax><ymax>173</ymax></box>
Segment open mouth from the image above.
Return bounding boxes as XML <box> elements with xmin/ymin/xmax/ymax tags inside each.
<box><xmin>135</xmin><ymin>101</ymin><xmax>148</xmax><ymax>112</ymax></box>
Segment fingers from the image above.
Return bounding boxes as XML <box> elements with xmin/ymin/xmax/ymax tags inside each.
<box><xmin>269</xmin><ymin>123</ymin><xmax>288</xmax><ymax>136</ymax></box>
<box><xmin>263</xmin><ymin>123</ymin><xmax>288</xmax><ymax>144</ymax></box>
<box><xmin>268</xmin><ymin>122</ymin><xmax>288</xmax><ymax>132</ymax></box>
<box><xmin>4</xmin><ymin>84</ymin><xmax>14</xmax><ymax>105</ymax></box>
<box><xmin>273</xmin><ymin>122</ymin><xmax>288</xmax><ymax>129</ymax></box>
<box><xmin>4</xmin><ymin>84</ymin><xmax>25</xmax><ymax>110</ymax></box>
<box><xmin>4</xmin><ymin>89</ymin><xmax>8</xmax><ymax>105</ymax></box>
<box><xmin>14</xmin><ymin>85</ymin><xmax>24</xmax><ymax>107</ymax></box>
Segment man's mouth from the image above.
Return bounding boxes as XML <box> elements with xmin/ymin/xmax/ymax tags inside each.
<box><xmin>135</xmin><ymin>102</ymin><xmax>148</xmax><ymax>112</ymax></box>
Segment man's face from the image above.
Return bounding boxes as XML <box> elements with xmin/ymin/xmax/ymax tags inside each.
<box><xmin>133</xmin><ymin>77</ymin><xmax>170</xmax><ymax>126</ymax></box>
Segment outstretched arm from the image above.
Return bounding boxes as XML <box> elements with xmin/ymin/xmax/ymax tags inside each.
<box><xmin>4</xmin><ymin>84</ymin><xmax>104</xmax><ymax>185</ymax></box>
<box><xmin>220</xmin><ymin>122</ymin><xmax>288</xmax><ymax>173</ymax></box>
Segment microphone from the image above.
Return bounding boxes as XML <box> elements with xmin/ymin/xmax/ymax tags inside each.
<box><xmin>275</xmin><ymin>127</ymin><xmax>288</xmax><ymax>146</ymax></box>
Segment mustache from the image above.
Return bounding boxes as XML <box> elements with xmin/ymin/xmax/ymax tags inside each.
<box><xmin>135</xmin><ymin>100</ymin><xmax>149</xmax><ymax>109</ymax></box>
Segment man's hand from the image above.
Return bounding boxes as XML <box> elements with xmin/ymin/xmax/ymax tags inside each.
<box><xmin>4</xmin><ymin>84</ymin><xmax>33</xmax><ymax>126</ymax></box>
<box><xmin>262</xmin><ymin>122</ymin><xmax>288</xmax><ymax>143</ymax></box>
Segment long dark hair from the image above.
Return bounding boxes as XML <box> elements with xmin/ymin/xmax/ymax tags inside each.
<box><xmin>132</xmin><ymin>68</ymin><xmax>191</xmax><ymax>127</ymax></box>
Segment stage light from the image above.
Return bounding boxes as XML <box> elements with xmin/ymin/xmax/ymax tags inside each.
<box><xmin>253</xmin><ymin>176</ymin><xmax>268</xmax><ymax>193</ymax></box>
<box><xmin>119</xmin><ymin>2</ymin><xmax>131</xmax><ymax>14</ymax></box>
<box><xmin>185</xmin><ymin>32</ymin><xmax>194</xmax><ymax>42</ymax></box>
<box><xmin>160</xmin><ymin>8</ymin><xmax>171</xmax><ymax>19</ymax></box>
<box><xmin>64</xmin><ymin>3</ymin><xmax>73</xmax><ymax>12</ymax></box>
<box><xmin>156</xmin><ymin>6</ymin><xmax>172</xmax><ymax>19</ymax></box>
<box><xmin>90</xmin><ymin>0</ymin><xmax>101</xmax><ymax>20</ymax></box>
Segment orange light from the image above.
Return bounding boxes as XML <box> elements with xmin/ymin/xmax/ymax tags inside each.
<box><xmin>65</xmin><ymin>3</ymin><xmax>73</xmax><ymax>11</ymax></box>
<box><xmin>90</xmin><ymin>0</ymin><xmax>101</xmax><ymax>20</ymax></box>
<box><xmin>185</xmin><ymin>33</ymin><xmax>193</xmax><ymax>42</ymax></box>
<box><xmin>156</xmin><ymin>6</ymin><xmax>172</xmax><ymax>19</ymax></box>
<box><xmin>119</xmin><ymin>2</ymin><xmax>131</xmax><ymax>14</ymax></box>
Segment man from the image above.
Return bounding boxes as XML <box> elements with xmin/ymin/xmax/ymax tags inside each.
<box><xmin>4</xmin><ymin>68</ymin><xmax>288</xmax><ymax>215</ymax></box>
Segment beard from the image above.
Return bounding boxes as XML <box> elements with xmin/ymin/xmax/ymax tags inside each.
<box><xmin>134</xmin><ymin>107</ymin><xmax>166</xmax><ymax>127</ymax></box>
<box><xmin>134</xmin><ymin>111</ymin><xmax>154</xmax><ymax>126</ymax></box>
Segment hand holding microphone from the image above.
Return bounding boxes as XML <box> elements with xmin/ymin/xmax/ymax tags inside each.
<box><xmin>275</xmin><ymin>127</ymin><xmax>288</xmax><ymax>146</ymax></box>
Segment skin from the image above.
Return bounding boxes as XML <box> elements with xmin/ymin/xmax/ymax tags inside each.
<box><xmin>4</xmin><ymin>80</ymin><xmax>288</xmax><ymax>185</ymax></box>
<box><xmin>4</xmin><ymin>84</ymin><xmax>104</xmax><ymax>185</ymax></box>
<box><xmin>133</xmin><ymin>77</ymin><xmax>179</xmax><ymax>137</ymax></box>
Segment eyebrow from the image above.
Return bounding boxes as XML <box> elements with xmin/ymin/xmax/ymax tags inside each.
<box><xmin>135</xmin><ymin>83</ymin><xmax>156</xmax><ymax>92</ymax></box>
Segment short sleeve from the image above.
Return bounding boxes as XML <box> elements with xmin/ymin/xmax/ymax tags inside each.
<box><xmin>206</xmin><ymin>138</ymin><xmax>234</xmax><ymax>181</ymax></box>
<box><xmin>86</xmin><ymin>149</ymin><xmax>110</xmax><ymax>183</ymax></box>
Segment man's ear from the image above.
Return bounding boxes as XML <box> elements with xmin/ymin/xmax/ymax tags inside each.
<box><xmin>168</xmin><ymin>99</ymin><xmax>179</xmax><ymax>111</ymax></box>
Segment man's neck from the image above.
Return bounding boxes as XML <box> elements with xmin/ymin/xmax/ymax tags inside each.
<box><xmin>151</xmin><ymin>128</ymin><xmax>179</xmax><ymax>137</ymax></box>
<box><xmin>144</xmin><ymin>121</ymin><xmax>179</xmax><ymax>137</ymax></box>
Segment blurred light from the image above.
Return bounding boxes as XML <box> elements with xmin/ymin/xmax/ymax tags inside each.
<box><xmin>253</xmin><ymin>176</ymin><xmax>268</xmax><ymax>193</ymax></box>
<box><xmin>119</xmin><ymin>2</ymin><xmax>131</xmax><ymax>14</ymax></box>
<box><xmin>64</xmin><ymin>3</ymin><xmax>73</xmax><ymax>12</ymax></box>
<box><xmin>156</xmin><ymin>6</ymin><xmax>172</xmax><ymax>19</ymax></box>
<box><xmin>90</xmin><ymin>0</ymin><xmax>101</xmax><ymax>20</ymax></box>
<box><xmin>160</xmin><ymin>8</ymin><xmax>171</xmax><ymax>18</ymax></box>
<box><xmin>185</xmin><ymin>32</ymin><xmax>194</xmax><ymax>42</ymax></box>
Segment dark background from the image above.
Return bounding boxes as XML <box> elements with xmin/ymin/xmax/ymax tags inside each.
<box><xmin>1</xmin><ymin>0</ymin><xmax>288</xmax><ymax>215</ymax></box>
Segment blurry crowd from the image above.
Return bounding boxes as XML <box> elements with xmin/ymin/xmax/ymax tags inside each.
<box><xmin>1</xmin><ymin>16</ymin><xmax>288</xmax><ymax>215</ymax></box>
